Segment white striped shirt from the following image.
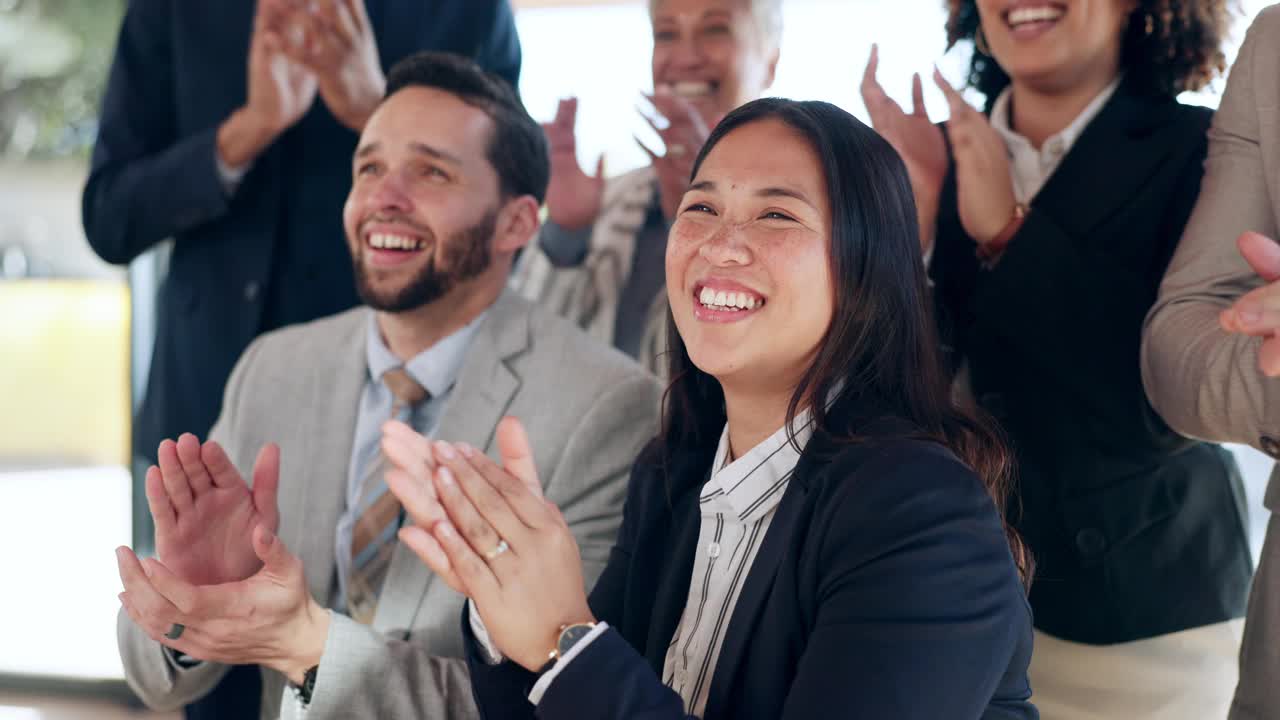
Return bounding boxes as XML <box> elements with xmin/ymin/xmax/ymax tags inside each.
<box><xmin>661</xmin><ymin>416</ymin><xmax>812</xmax><ymax>716</ymax></box>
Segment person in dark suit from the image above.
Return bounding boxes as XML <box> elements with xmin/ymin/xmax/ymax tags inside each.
<box><xmin>83</xmin><ymin>0</ymin><xmax>520</xmax><ymax>467</ymax></box>
<box><xmin>382</xmin><ymin>98</ymin><xmax>1038</xmax><ymax>719</ymax></box>
<box><xmin>83</xmin><ymin>3</ymin><xmax>519</xmax><ymax>717</ymax></box>
<box><xmin>863</xmin><ymin>1</ymin><xmax>1249</xmax><ymax>717</ymax></box>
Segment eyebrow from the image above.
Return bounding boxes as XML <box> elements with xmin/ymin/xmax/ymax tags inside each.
<box><xmin>354</xmin><ymin>141</ymin><xmax>462</xmax><ymax>166</ymax></box>
<box><xmin>688</xmin><ymin>180</ymin><xmax>817</xmax><ymax>209</ymax></box>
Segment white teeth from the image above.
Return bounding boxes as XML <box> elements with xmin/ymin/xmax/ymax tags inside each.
<box><xmin>673</xmin><ymin>81</ymin><xmax>713</xmax><ymax>98</ymax></box>
<box><xmin>697</xmin><ymin>286</ymin><xmax>764</xmax><ymax>311</ymax></box>
<box><xmin>1008</xmin><ymin>6</ymin><xmax>1063</xmax><ymax>25</ymax></box>
<box><xmin>369</xmin><ymin>233</ymin><xmax>423</xmax><ymax>250</ymax></box>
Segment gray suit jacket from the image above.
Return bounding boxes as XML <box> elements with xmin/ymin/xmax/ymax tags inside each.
<box><xmin>117</xmin><ymin>291</ymin><xmax>661</xmax><ymax>719</ymax></box>
<box><xmin>1141</xmin><ymin>7</ymin><xmax>1280</xmax><ymax>718</ymax></box>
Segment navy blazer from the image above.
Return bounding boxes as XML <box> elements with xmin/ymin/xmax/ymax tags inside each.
<box><xmin>465</xmin><ymin>422</ymin><xmax>1038</xmax><ymax>719</ymax></box>
<box><xmin>929</xmin><ymin>78</ymin><xmax>1252</xmax><ymax>644</ymax></box>
<box><xmin>83</xmin><ymin>0</ymin><xmax>521</xmax><ymax>464</ymax></box>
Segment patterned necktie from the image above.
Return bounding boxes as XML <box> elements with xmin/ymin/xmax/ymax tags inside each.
<box><xmin>346</xmin><ymin>367</ymin><xmax>429</xmax><ymax>624</ymax></box>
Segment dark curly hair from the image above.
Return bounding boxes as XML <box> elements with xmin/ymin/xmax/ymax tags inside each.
<box><xmin>945</xmin><ymin>0</ymin><xmax>1235</xmax><ymax>103</ymax></box>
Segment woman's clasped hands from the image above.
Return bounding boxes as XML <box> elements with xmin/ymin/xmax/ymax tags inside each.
<box><xmin>380</xmin><ymin>417</ymin><xmax>595</xmax><ymax>671</ymax></box>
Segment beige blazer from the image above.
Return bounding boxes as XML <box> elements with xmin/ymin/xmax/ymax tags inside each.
<box><xmin>510</xmin><ymin>166</ymin><xmax>670</xmax><ymax>376</ymax></box>
<box><xmin>1141</xmin><ymin>7</ymin><xmax>1280</xmax><ymax>719</ymax></box>
<box><xmin>116</xmin><ymin>291</ymin><xmax>661</xmax><ymax>719</ymax></box>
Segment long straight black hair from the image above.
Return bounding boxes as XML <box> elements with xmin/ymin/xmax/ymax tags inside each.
<box><xmin>660</xmin><ymin>98</ymin><xmax>1030</xmax><ymax>582</ymax></box>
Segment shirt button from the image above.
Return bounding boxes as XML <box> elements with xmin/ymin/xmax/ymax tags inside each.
<box><xmin>243</xmin><ymin>281</ymin><xmax>260</xmax><ymax>302</ymax></box>
<box><xmin>707</xmin><ymin>542</ymin><xmax>721</xmax><ymax>559</ymax></box>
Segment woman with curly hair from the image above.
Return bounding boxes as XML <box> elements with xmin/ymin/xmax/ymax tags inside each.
<box><xmin>862</xmin><ymin>1</ymin><xmax>1250</xmax><ymax>717</ymax></box>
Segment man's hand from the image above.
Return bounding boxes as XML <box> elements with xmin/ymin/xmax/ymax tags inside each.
<box><xmin>117</xmin><ymin>525</ymin><xmax>329</xmax><ymax>684</ymax></box>
<box><xmin>275</xmin><ymin>0</ymin><xmax>385</xmax><ymax>132</ymax></box>
<box><xmin>1221</xmin><ymin>231</ymin><xmax>1280</xmax><ymax>376</ymax></box>
<box><xmin>543</xmin><ymin>98</ymin><xmax>607</xmax><ymax>232</ymax></box>
<box><xmin>148</xmin><ymin>434</ymin><xmax>280</xmax><ymax>587</ymax></box>
<box><xmin>217</xmin><ymin>1</ymin><xmax>318</xmax><ymax>169</ymax></box>
<box><xmin>860</xmin><ymin>45</ymin><xmax>949</xmax><ymax>254</ymax></box>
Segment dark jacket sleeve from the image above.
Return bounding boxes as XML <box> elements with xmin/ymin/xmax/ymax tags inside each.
<box><xmin>777</xmin><ymin>442</ymin><xmax>1034</xmax><ymax>719</ymax></box>
<box><xmin>82</xmin><ymin>0</ymin><xmax>233</xmax><ymax>265</ymax></box>
<box><xmin>476</xmin><ymin>0</ymin><xmax>522</xmax><ymax>89</ymax></box>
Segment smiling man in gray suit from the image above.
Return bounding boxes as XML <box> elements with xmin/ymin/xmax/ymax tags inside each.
<box><xmin>113</xmin><ymin>51</ymin><xmax>660</xmax><ymax>720</ymax></box>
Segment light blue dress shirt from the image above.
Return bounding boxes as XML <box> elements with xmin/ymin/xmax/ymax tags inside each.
<box><xmin>331</xmin><ymin>310</ymin><xmax>487</xmax><ymax>610</ymax></box>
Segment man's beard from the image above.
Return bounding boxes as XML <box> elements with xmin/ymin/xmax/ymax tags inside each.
<box><xmin>353</xmin><ymin>208</ymin><xmax>497</xmax><ymax>313</ymax></box>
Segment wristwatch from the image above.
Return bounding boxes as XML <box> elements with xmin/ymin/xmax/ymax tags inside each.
<box><xmin>537</xmin><ymin>622</ymin><xmax>597</xmax><ymax>675</ymax></box>
<box><xmin>290</xmin><ymin>664</ymin><xmax>319</xmax><ymax>706</ymax></box>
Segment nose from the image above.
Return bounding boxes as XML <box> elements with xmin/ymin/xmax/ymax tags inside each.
<box><xmin>668</xmin><ymin>32</ymin><xmax>705</xmax><ymax>71</ymax></box>
<box><xmin>367</xmin><ymin>170</ymin><xmax>413</xmax><ymax>213</ymax></box>
<box><xmin>698</xmin><ymin>223</ymin><xmax>751</xmax><ymax>266</ymax></box>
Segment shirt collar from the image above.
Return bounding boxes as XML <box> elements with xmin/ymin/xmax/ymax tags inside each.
<box><xmin>989</xmin><ymin>75</ymin><xmax>1122</xmax><ymax>160</ymax></box>
<box><xmin>702</xmin><ymin>410</ymin><xmax>814</xmax><ymax>522</ymax></box>
<box><xmin>364</xmin><ymin>309</ymin><xmax>488</xmax><ymax>398</ymax></box>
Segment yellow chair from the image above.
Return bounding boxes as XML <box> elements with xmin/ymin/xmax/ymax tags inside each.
<box><xmin>0</xmin><ymin>279</ymin><xmax>131</xmax><ymax>467</ymax></box>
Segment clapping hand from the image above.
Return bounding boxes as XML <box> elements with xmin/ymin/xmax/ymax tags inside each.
<box><xmin>637</xmin><ymin>86</ymin><xmax>716</xmax><ymax>223</ymax></box>
<box><xmin>860</xmin><ymin>44</ymin><xmax>948</xmax><ymax>254</ymax></box>
<box><xmin>543</xmin><ymin>98</ymin><xmax>607</xmax><ymax>232</ymax></box>
<box><xmin>931</xmin><ymin>68</ymin><xmax>1018</xmax><ymax>247</ymax></box>
<box><xmin>271</xmin><ymin>0</ymin><xmax>385</xmax><ymax>131</ymax></box>
<box><xmin>383</xmin><ymin>418</ymin><xmax>594</xmax><ymax>671</ymax></box>
<box><xmin>1221</xmin><ymin>231</ymin><xmax>1280</xmax><ymax>376</ymax></box>
<box><xmin>143</xmin><ymin>434</ymin><xmax>280</xmax><ymax>587</ymax></box>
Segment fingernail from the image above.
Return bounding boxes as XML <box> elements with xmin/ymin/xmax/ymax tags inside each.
<box><xmin>434</xmin><ymin>441</ymin><xmax>456</xmax><ymax>460</ymax></box>
<box><xmin>456</xmin><ymin>442</ymin><xmax>475</xmax><ymax>458</ymax></box>
<box><xmin>437</xmin><ymin>467</ymin><xmax>455</xmax><ymax>488</ymax></box>
<box><xmin>1238</xmin><ymin>308</ymin><xmax>1263</xmax><ymax>325</ymax></box>
<box><xmin>436</xmin><ymin>521</ymin><xmax>456</xmax><ymax>539</ymax></box>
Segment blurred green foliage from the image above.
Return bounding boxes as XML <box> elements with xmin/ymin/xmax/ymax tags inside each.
<box><xmin>0</xmin><ymin>0</ymin><xmax>126</xmax><ymax>160</ymax></box>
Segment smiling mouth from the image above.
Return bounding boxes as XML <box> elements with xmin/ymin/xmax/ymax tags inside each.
<box><xmin>696</xmin><ymin>285</ymin><xmax>766</xmax><ymax>312</ymax></box>
<box><xmin>1003</xmin><ymin>4</ymin><xmax>1065</xmax><ymax>32</ymax></box>
<box><xmin>365</xmin><ymin>232</ymin><xmax>426</xmax><ymax>252</ymax></box>
<box><xmin>668</xmin><ymin>80</ymin><xmax>718</xmax><ymax>99</ymax></box>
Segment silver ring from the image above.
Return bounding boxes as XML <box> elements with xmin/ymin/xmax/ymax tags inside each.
<box><xmin>165</xmin><ymin>623</ymin><xmax>185</xmax><ymax>640</ymax></box>
<box><xmin>666</xmin><ymin>143</ymin><xmax>687</xmax><ymax>157</ymax></box>
<box><xmin>483</xmin><ymin>539</ymin><xmax>509</xmax><ymax>561</ymax></box>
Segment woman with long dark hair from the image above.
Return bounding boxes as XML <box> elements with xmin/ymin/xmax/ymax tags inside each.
<box><xmin>380</xmin><ymin>98</ymin><xmax>1036</xmax><ymax>719</ymax></box>
<box><xmin>862</xmin><ymin>1</ymin><xmax>1250</xmax><ymax>717</ymax></box>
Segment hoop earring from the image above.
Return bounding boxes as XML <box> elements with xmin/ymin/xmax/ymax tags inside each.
<box><xmin>1144</xmin><ymin>12</ymin><xmax>1155</xmax><ymax>36</ymax></box>
<box><xmin>974</xmin><ymin>26</ymin><xmax>991</xmax><ymax>56</ymax></box>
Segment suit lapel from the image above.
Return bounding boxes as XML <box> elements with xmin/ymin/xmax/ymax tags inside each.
<box><xmin>644</xmin><ymin>482</ymin><xmax>703</xmax><ymax>673</ymax></box>
<box><xmin>1029</xmin><ymin>82</ymin><xmax>1181</xmax><ymax>238</ymax></box>
<box><xmin>375</xmin><ymin>292</ymin><xmax>530</xmax><ymax>632</ymax></box>
<box><xmin>292</xmin><ymin>310</ymin><xmax>369</xmax><ymax>604</ymax></box>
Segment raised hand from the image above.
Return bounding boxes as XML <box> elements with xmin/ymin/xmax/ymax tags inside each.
<box><xmin>147</xmin><ymin>434</ymin><xmax>281</xmax><ymax>587</ymax></box>
<box><xmin>391</xmin><ymin>421</ymin><xmax>590</xmax><ymax>671</ymax></box>
<box><xmin>117</xmin><ymin>525</ymin><xmax>327</xmax><ymax>682</ymax></box>
<box><xmin>932</xmin><ymin>68</ymin><xmax>1018</xmax><ymax>247</ymax></box>
<box><xmin>543</xmin><ymin>98</ymin><xmax>607</xmax><ymax>231</ymax></box>
<box><xmin>247</xmin><ymin>1</ymin><xmax>318</xmax><ymax>138</ymax></box>
<box><xmin>272</xmin><ymin>0</ymin><xmax>384</xmax><ymax>132</ymax></box>
<box><xmin>860</xmin><ymin>44</ymin><xmax>949</xmax><ymax>253</ymax></box>
<box><xmin>383</xmin><ymin>417</ymin><xmax>543</xmax><ymax>595</ymax></box>
<box><xmin>1221</xmin><ymin>231</ymin><xmax>1280</xmax><ymax>376</ymax></box>
<box><xmin>637</xmin><ymin>86</ymin><xmax>714</xmax><ymax>223</ymax></box>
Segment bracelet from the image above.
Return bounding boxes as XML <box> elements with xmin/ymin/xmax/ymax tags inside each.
<box><xmin>976</xmin><ymin>203</ymin><xmax>1028</xmax><ymax>267</ymax></box>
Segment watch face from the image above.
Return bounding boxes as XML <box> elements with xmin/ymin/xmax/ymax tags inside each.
<box><xmin>557</xmin><ymin>623</ymin><xmax>594</xmax><ymax>656</ymax></box>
